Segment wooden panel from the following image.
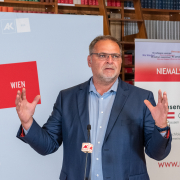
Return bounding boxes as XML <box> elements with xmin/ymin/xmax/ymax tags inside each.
<box><xmin>123</xmin><ymin>65</ymin><xmax>134</xmax><ymax>68</ymax></box>
<box><xmin>125</xmin><ymin>8</ymin><xmax>180</xmax><ymax>15</ymax></box>
<box><xmin>58</xmin><ymin>6</ymin><xmax>100</xmax><ymax>14</ymax></box>
<box><xmin>121</xmin><ymin>2</ymin><xmax>125</xmax><ymax>41</ymax></box>
<box><xmin>98</xmin><ymin>0</ymin><xmax>110</xmax><ymax>35</ymax></box>
<box><xmin>170</xmin><ymin>14</ymin><xmax>180</xmax><ymax>21</ymax></box>
<box><xmin>75</xmin><ymin>4</ymin><xmax>99</xmax><ymax>8</ymax></box>
<box><xmin>54</xmin><ymin>0</ymin><xmax>58</xmax><ymax>13</ymax></box>
<box><xmin>120</xmin><ymin>41</ymin><xmax>135</xmax><ymax>44</ymax></box>
<box><xmin>123</xmin><ymin>34</ymin><xmax>137</xmax><ymax>41</ymax></box>
<box><xmin>109</xmin><ymin>18</ymin><xmax>143</xmax><ymax>22</ymax></box>
<box><xmin>121</xmin><ymin>2</ymin><xmax>125</xmax><ymax>81</ymax></box>
<box><xmin>125</xmin><ymin>12</ymin><xmax>170</xmax><ymax>21</ymax></box>
<box><xmin>3</xmin><ymin>0</ymin><xmax>55</xmax><ymax>5</ymax></box>
<box><xmin>143</xmin><ymin>13</ymin><xmax>170</xmax><ymax>21</ymax></box>
<box><xmin>0</xmin><ymin>2</ymin><xmax>47</xmax><ymax>12</ymax></box>
<box><xmin>133</xmin><ymin>0</ymin><xmax>147</xmax><ymax>39</ymax></box>
<box><xmin>142</xmin><ymin>8</ymin><xmax>180</xmax><ymax>14</ymax></box>
<box><xmin>118</xmin><ymin>0</ymin><xmax>133</xmax><ymax>1</ymax></box>
<box><xmin>45</xmin><ymin>5</ymin><xmax>55</xmax><ymax>12</ymax></box>
<box><xmin>106</xmin><ymin>6</ymin><xmax>122</xmax><ymax>10</ymax></box>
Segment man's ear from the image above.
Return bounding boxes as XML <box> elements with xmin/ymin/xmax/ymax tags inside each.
<box><xmin>87</xmin><ymin>55</ymin><xmax>92</xmax><ymax>67</ymax></box>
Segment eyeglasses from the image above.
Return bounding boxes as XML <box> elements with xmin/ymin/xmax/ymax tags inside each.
<box><xmin>90</xmin><ymin>53</ymin><xmax>121</xmax><ymax>61</ymax></box>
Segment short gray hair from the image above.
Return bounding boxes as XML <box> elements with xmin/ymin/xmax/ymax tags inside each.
<box><xmin>89</xmin><ymin>35</ymin><xmax>122</xmax><ymax>57</ymax></box>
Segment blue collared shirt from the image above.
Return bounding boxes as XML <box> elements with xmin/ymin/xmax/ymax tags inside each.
<box><xmin>89</xmin><ymin>77</ymin><xmax>118</xmax><ymax>180</ymax></box>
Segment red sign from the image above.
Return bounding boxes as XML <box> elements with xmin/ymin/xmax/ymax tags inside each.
<box><xmin>0</xmin><ymin>61</ymin><xmax>41</xmax><ymax>109</ymax></box>
<box><xmin>135</xmin><ymin>65</ymin><xmax>180</xmax><ymax>82</ymax></box>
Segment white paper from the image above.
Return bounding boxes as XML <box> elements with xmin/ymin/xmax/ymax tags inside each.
<box><xmin>16</xmin><ymin>18</ymin><xmax>31</xmax><ymax>33</ymax></box>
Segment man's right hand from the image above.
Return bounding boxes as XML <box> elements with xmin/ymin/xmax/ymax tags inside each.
<box><xmin>15</xmin><ymin>88</ymin><xmax>41</xmax><ymax>130</ymax></box>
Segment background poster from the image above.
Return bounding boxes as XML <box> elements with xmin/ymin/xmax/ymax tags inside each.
<box><xmin>0</xmin><ymin>12</ymin><xmax>103</xmax><ymax>180</ymax></box>
<box><xmin>135</xmin><ymin>39</ymin><xmax>180</xmax><ymax>180</ymax></box>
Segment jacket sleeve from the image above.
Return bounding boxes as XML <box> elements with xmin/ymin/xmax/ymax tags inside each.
<box><xmin>143</xmin><ymin>91</ymin><xmax>172</xmax><ymax>161</ymax></box>
<box><xmin>16</xmin><ymin>92</ymin><xmax>63</xmax><ymax>156</ymax></box>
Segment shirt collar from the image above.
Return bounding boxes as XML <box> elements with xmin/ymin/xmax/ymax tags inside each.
<box><xmin>89</xmin><ymin>77</ymin><xmax>118</xmax><ymax>94</ymax></box>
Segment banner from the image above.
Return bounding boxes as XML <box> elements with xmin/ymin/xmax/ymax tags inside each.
<box><xmin>0</xmin><ymin>61</ymin><xmax>40</xmax><ymax>109</ymax></box>
<box><xmin>135</xmin><ymin>39</ymin><xmax>180</xmax><ymax>179</ymax></box>
<box><xmin>0</xmin><ymin>12</ymin><xmax>103</xmax><ymax>180</ymax></box>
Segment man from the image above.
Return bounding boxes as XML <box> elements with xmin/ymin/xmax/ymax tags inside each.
<box><xmin>16</xmin><ymin>35</ymin><xmax>171</xmax><ymax>180</ymax></box>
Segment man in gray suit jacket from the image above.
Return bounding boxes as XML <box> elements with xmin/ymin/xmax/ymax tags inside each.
<box><xmin>16</xmin><ymin>35</ymin><xmax>171</xmax><ymax>180</ymax></box>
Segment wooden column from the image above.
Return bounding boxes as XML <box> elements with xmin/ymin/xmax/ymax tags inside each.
<box><xmin>98</xmin><ymin>0</ymin><xmax>110</xmax><ymax>35</ymax></box>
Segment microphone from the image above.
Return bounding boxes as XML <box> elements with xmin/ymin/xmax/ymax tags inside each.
<box><xmin>87</xmin><ymin>124</ymin><xmax>91</xmax><ymax>131</ymax></box>
<box><xmin>87</xmin><ymin>124</ymin><xmax>91</xmax><ymax>142</ymax></box>
<box><xmin>81</xmin><ymin>125</ymin><xmax>93</xmax><ymax>153</ymax></box>
<box><xmin>82</xmin><ymin>125</ymin><xmax>93</xmax><ymax>180</ymax></box>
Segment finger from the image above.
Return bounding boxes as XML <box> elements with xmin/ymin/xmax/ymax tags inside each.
<box><xmin>158</xmin><ymin>89</ymin><xmax>162</xmax><ymax>104</ymax></box>
<box><xmin>18</xmin><ymin>90</ymin><xmax>22</xmax><ymax>102</ymax></box>
<box><xmin>162</xmin><ymin>91</ymin><xmax>168</xmax><ymax>104</ymax></box>
<box><xmin>32</xmin><ymin>95</ymin><xmax>41</xmax><ymax>107</ymax></box>
<box><xmin>162</xmin><ymin>92</ymin><xmax>169</xmax><ymax>113</ymax></box>
<box><xmin>21</xmin><ymin>88</ymin><xmax>27</xmax><ymax>100</ymax></box>
<box><xmin>15</xmin><ymin>94</ymin><xmax>19</xmax><ymax>106</ymax></box>
<box><xmin>15</xmin><ymin>90</ymin><xmax>22</xmax><ymax>105</ymax></box>
<box><xmin>144</xmin><ymin>100</ymin><xmax>154</xmax><ymax>112</ymax></box>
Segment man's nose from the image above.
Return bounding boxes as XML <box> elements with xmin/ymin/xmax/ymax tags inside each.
<box><xmin>106</xmin><ymin>55</ymin><xmax>113</xmax><ymax>63</ymax></box>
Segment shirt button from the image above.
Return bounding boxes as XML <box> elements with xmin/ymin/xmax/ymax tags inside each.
<box><xmin>98</xmin><ymin>141</ymin><xmax>100</xmax><ymax>144</ymax></box>
<box><xmin>101</xmin><ymin>111</ymin><xmax>103</xmax><ymax>113</ymax></box>
<box><xmin>97</xmin><ymin>174</ymin><xmax>99</xmax><ymax>177</ymax></box>
<box><xmin>100</xmin><ymin>126</ymin><xmax>102</xmax><ymax>128</ymax></box>
<box><xmin>96</xmin><ymin>158</ymin><xmax>99</xmax><ymax>160</ymax></box>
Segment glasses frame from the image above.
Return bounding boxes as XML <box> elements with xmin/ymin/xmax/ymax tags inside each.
<box><xmin>90</xmin><ymin>53</ymin><xmax>121</xmax><ymax>61</ymax></box>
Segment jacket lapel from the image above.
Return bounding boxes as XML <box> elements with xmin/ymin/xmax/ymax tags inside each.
<box><xmin>77</xmin><ymin>79</ymin><xmax>91</xmax><ymax>179</ymax></box>
<box><xmin>77</xmin><ymin>79</ymin><xmax>90</xmax><ymax>142</ymax></box>
<box><xmin>104</xmin><ymin>79</ymin><xmax>130</xmax><ymax>142</ymax></box>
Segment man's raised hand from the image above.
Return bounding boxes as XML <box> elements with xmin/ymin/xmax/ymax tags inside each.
<box><xmin>15</xmin><ymin>88</ymin><xmax>41</xmax><ymax>130</ymax></box>
<box><xmin>144</xmin><ymin>90</ymin><xmax>168</xmax><ymax>128</ymax></box>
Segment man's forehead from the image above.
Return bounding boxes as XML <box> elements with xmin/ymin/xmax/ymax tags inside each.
<box><xmin>94</xmin><ymin>40</ymin><xmax>120</xmax><ymax>53</ymax></box>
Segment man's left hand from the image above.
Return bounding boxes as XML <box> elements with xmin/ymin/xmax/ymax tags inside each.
<box><xmin>144</xmin><ymin>90</ymin><xmax>168</xmax><ymax>128</ymax></box>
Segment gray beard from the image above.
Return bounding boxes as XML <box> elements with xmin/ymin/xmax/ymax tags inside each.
<box><xmin>97</xmin><ymin>74</ymin><xmax>118</xmax><ymax>84</ymax></box>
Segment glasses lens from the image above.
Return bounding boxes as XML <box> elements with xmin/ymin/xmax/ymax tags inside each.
<box><xmin>98</xmin><ymin>53</ymin><xmax>107</xmax><ymax>59</ymax></box>
<box><xmin>111</xmin><ymin>54</ymin><xmax>121</xmax><ymax>59</ymax></box>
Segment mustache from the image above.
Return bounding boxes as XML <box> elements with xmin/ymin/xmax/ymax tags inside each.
<box><xmin>103</xmin><ymin>65</ymin><xmax>116</xmax><ymax>70</ymax></box>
